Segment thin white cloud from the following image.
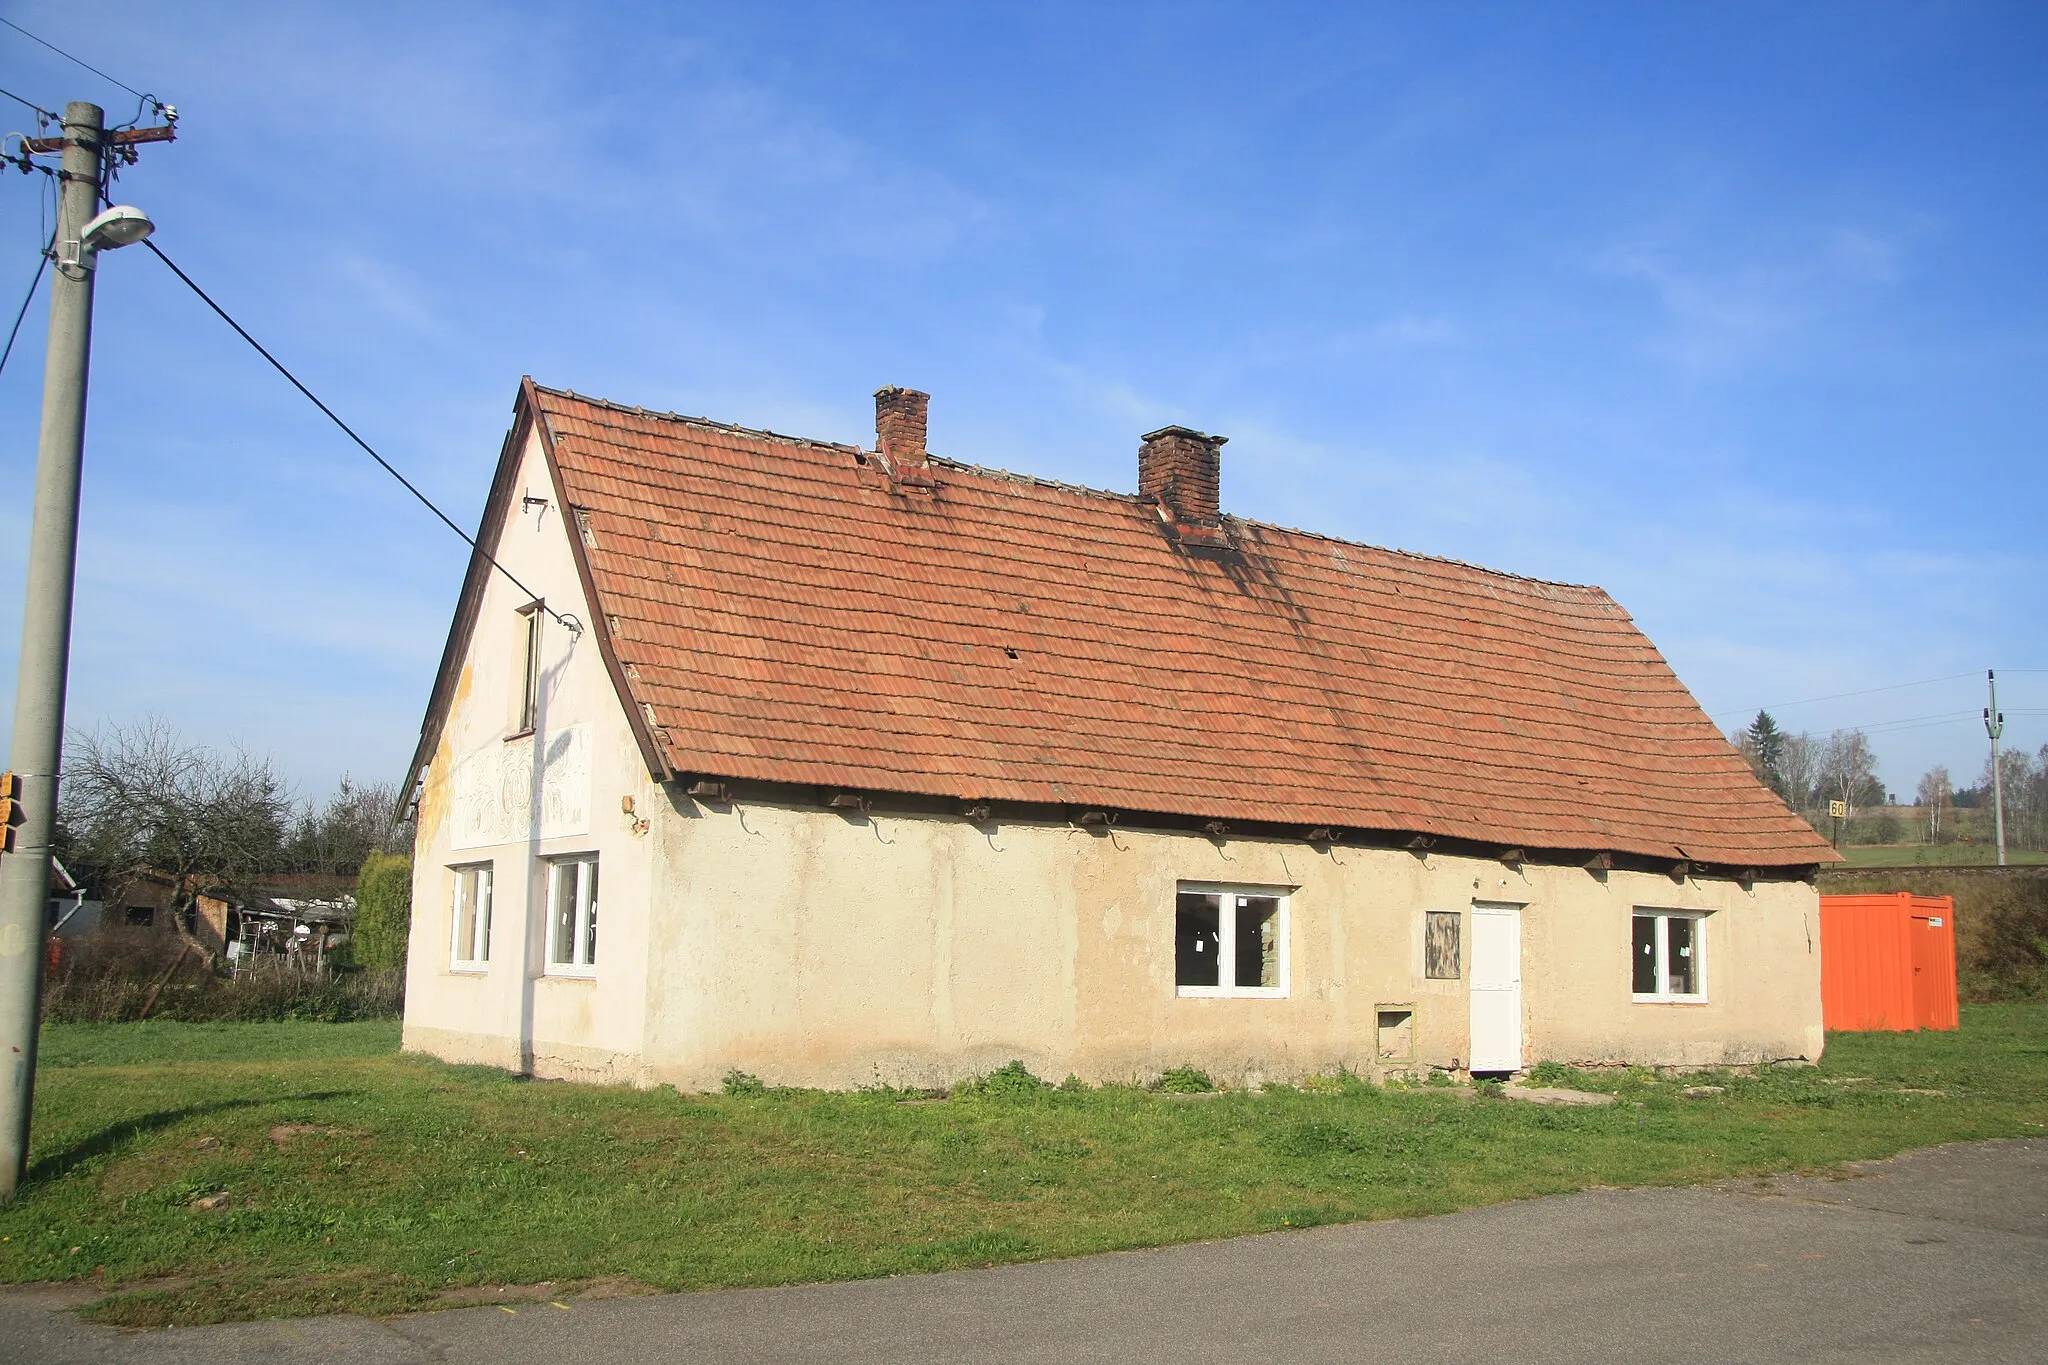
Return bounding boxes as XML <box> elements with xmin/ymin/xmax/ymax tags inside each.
<box><xmin>1597</xmin><ymin>220</ymin><xmax>1914</xmax><ymax>374</ymax></box>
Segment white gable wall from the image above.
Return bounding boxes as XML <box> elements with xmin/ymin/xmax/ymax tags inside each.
<box><xmin>402</xmin><ymin>426</ymin><xmax>662</xmax><ymax>1081</ymax></box>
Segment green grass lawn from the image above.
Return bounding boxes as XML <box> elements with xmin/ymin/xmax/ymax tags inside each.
<box><xmin>1837</xmin><ymin>843</ymin><xmax>2048</xmax><ymax>867</ymax></box>
<box><xmin>4</xmin><ymin>1007</ymin><xmax>2044</xmax><ymax>1328</ymax></box>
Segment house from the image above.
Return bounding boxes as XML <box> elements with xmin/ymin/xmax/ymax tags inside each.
<box><xmin>400</xmin><ymin>380</ymin><xmax>1837</xmax><ymax>1089</ymax></box>
<box><xmin>94</xmin><ymin>869</ymin><xmax>228</xmax><ymax>955</ymax></box>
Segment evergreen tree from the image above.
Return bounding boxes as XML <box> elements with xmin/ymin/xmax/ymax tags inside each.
<box><xmin>1746</xmin><ymin>710</ymin><xmax>1788</xmax><ymax>799</ymax></box>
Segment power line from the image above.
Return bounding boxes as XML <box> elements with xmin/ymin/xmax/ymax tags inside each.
<box><xmin>0</xmin><ymin>16</ymin><xmax>150</xmax><ymax>103</ymax></box>
<box><xmin>0</xmin><ymin>83</ymin><xmax>55</xmax><ymax>122</ymax></box>
<box><xmin>142</xmin><ymin>239</ymin><xmax>583</xmax><ymax>636</ymax></box>
<box><xmin>0</xmin><ymin>232</ymin><xmax>51</xmax><ymax>380</ymax></box>
<box><xmin>1709</xmin><ymin>671</ymin><xmax>1981</xmax><ymax>720</ymax></box>
<box><xmin>1852</xmin><ymin>711</ymin><xmax>1978</xmax><ymax>736</ymax></box>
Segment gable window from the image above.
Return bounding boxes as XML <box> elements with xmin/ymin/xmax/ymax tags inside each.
<box><xmin>515</xmin><ymin>602</ymin><xmax>544</xmax><ymax>734</ymax></box>
<box><xmin>450</xmin><ymin>864</ymin><xmax>493</xmax><ymax>970</ymax></box>
<box><xmin>545</xmin><ymin>855</ymin><xmax>599</xmax><ymax>975</ymax></box>
<box><xmin>1632</xmin><ymin>909</ymin><xmax>1705</xmax><ymax>1002</ymax></box>
<box><xmin>1174</xmin><ymin>884</ymin><xmax>1289</xmax><ymax>998</ymax></box>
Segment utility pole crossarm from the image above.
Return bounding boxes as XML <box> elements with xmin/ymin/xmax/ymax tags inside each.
<box><xmin>22</xmin><ymin>124</ymin><xmax>175</xmax><ymax>155</ymax></box>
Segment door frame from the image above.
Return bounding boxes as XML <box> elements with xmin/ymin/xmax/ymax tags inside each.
<box><xmin>1468</xmin><ymin>902</ymin><xmax>1524</xmax><ymax>1073</ymax></box>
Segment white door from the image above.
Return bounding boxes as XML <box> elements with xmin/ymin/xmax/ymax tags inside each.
<box><xmin>1468</xmin><ymin>904</ymin><xmax>1523</xmax><ymax>1073</ymax></box>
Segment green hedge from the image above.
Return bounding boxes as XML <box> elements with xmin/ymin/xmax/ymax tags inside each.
<box><xmin>352</xmin><ymin>851</ymin><xmax>413</xmax><ymax>973</ymax></box>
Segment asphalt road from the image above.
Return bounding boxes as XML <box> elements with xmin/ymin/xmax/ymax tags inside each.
<box><xmin>6</xmin><ymin>1139</ymin><xmax>2044</xmax><ymax>1364</ymax></box>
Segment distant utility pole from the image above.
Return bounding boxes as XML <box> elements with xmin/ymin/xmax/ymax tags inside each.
<box><xmin>1985</xmin><ymin>669</ymin><xmax>2006</xmax><ymax>869</ymax></box>
<box><xmin>0</xmin><ymin>100</ymin><xmax>166</xmax><ymax>1202</ymax></box>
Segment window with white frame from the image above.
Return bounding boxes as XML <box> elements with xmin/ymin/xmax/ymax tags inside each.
<box><xmin>450</xmin><ymin>864</ymin><xmax>493</xmax><ymax>969</ymax></box>
<box><xmin>545</xmin><ymin>855</ymin><xmax>599</xmax><ymax>974</ymax></box>
<box><xmin>1175</xmin><ymin>885</ymin><xmax>1289</xmax><ymax>998</ymax></box>
<box><xmin>1632</xmin><ymin>909</ymin><xmax>1705</xmax><ymax>1001</ymax></box>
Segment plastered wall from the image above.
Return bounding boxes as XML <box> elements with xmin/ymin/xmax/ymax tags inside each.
<box><xmin>630</xmin><ymin>802</ymin><xmax>1822</xmax><ymax>1090</ymax></box>
<box><xmin>401</xmin><ymin>427</ymin><xmax>667</xmax><ymax>1082</ymax></box>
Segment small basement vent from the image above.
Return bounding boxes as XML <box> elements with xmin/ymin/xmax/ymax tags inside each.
<box><xmin>1376</xmin><ymin>1008</ymin><xmax>1415</xmax><ymax>1061</ymax></box>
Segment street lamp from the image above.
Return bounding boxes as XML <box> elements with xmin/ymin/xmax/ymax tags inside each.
<box><xmin>81</xmin><ymin>205</ymin><xmax>155</xmax><ymax>252</ymax></box>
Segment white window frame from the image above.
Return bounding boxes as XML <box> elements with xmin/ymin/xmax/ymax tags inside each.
<box><xmin>449</xmin><ymin>863</ymin><xmax>493</xmax><ymax>971</ymax></box>
<box><xmin>544</xmin><ymin>854</ymin><xmax>599</xmax><ymax>977</ymax></box>
<box><xmin>1632</xmin><ymin>908</ymin><xmax>1707</xmax><ymax>1003</ymax></box>
<box><xmin>1174</xmin><ymin>882</ymin><xmax>1291</xmax><ymax>999</ymax></box>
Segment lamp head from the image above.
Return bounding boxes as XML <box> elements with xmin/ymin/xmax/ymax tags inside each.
<box><xmin>81</xmin><ymin>204</ymin><xmax>154</xmax><ymax>251</ymax></box>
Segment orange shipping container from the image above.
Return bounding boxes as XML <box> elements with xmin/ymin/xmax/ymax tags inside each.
<box><xmin>1818</xmin><ymin>893</ymin><xmax>1959</xmax><ymax>1032</ymax></box>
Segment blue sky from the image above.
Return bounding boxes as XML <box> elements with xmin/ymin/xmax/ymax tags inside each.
<box><xmin>1</xmin><ymin>1</ymin><xmax>2043</xmax><ymax>803</ymax></box>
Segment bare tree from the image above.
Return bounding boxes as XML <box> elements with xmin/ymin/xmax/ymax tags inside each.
<box><xmin>60</xmin><ymin>717</ymin><xmax>293</xmax><ymax>961</ymax></box>
<box><xmin>1779</xmin><ymin>731</ymin><xmax>1820</xmax><ymax>814</ymax></box>
<box><xmin>1817</xmin><ymin>729</ymin><xmax>1881</xmax><ymax>818</ymax></box>
<box><xmin>1981</xmin><ymin>746</ymin><xmax>2041</xmax><ymax>852</ymax></box>
<box><xmin>1916</xmin><ymin>764</ymin><xmax>1953</xmax><ymax>843</ymax></box>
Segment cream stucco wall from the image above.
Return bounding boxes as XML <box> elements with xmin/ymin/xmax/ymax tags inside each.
<box><xmin>401</xmin><ymin>429</ymin><xmax>1825</xmax><ymax>1090</ymax></box>
<box><xmin>401</xmin><ymin>426</ymin><xmax>667</xmax><ymax>1082</ymax></box>
<box><xmin>627</xmin><ymin>803</ymin><xmax>1821</xmax><ymax>1090</ymax></box>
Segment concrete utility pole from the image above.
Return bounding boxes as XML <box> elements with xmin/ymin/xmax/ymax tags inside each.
<box><xmin>1985</xmin><ymin>669</ymin><xmax>2006</xmax><ymax>869</ymax></box>
<box><xmin>0</xmin><ymin>102</ymin><xmax>108</xmax><ymax>1201</ymax></box>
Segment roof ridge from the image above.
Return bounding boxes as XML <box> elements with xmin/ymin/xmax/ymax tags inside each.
<box><xmin>533</xmin><ymin>384</ymin><xmax>866</xmax><ymax>456</ymax></box>
<box><xmin>1231</xmin><ymin>515</ymin><xmax>1605</xmax><ymax>593</ymax></box>
<box><xmin>925</xmin><ymin>454</ymin><xmax>1602</xmax><ymax>594</ymax></box>
<box><xmin>538</xmin><ymin>382</ymin><xmax>1604</xmax><ymax>594</ymax></box>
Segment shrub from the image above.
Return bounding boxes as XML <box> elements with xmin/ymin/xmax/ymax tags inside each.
<box><xmin>352</xmin><ymin>852</ymin><xmax>412</xmax><ymax>973</ymax></box>
<box><xmin>959</xmin><ymin>1060</ymin><xmax>1045</xmax><ymax>1098</ymax></box>
<box><xmin>1156</xmin><ymin>1065</ymin><xmax>1215</xmax><ymax>1094</ymax></box>
<box><xmin>722</xmin><ymin>1069</ymin><xmax>766</xmax><ymax>1096</ymax></box>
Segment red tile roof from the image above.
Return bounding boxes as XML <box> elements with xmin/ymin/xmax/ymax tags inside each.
<box><xmin>519</xmin><ymin>382</ymin><xmax>1832</xmax><ymax>867</ymax></box>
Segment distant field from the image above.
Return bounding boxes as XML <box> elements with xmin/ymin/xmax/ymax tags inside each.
<box><xmin>1837</xmin><ymin>844</ymin><xmax>2048</xmax><ymax>868</ymax></box>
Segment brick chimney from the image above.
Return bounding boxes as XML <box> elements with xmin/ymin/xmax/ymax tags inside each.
<box><xmin>1139</xmin><ymin>425</ymin><xmax>1227</xmax><ymax>536</ymax></box>
<box><xmin>874</xmin><ymin>386</ymin><xmax>930</xmax><ymax>473</ymax></box>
